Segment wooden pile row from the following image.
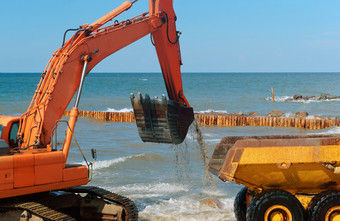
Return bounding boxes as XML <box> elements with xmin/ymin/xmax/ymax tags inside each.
<box><xmin>195</xmin><ymin>114</ymin><xmax>339</xmax><ymax>130</ymax></box>
<box><xmin>63</xmin><ymin>110</ymin><xmax>340</xmax><ymax>129</ymax></box>
<box><xmin>64</xmin><ymin>110</ymin><xmax>135</xmax><ymax>122</ymax></box>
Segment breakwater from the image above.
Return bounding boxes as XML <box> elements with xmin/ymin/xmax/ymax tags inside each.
<box><xmin>63</xmin><ymin>110</ymin><xmax>340</xmax><ymax>130</ymax></box>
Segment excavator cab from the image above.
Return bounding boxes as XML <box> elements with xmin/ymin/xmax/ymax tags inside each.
<box><xmin>0</xmin><ymin>116</ymin><xmax>20</xmax><ymax>154</ymax></box>
<box><xmin>131</xmin><ymin>93</ymin><xmax>194</xmax><ymax>144</ymax></box>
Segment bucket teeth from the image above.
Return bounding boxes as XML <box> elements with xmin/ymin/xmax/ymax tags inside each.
<box><xmin>130</xmin><ymin>93</ymin><xmax>194</xmax><ymax>144</ymax></box>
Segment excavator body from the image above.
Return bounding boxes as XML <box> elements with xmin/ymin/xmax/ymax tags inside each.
<box><xmin>209</xmin><ymin>134</ymin><xmax>340</xmax><ymax>220</ymax></box>
<box><xmin>0</xmin><ymin>0</ymin><xmax>193</xmax><ymax>220</ymax></box>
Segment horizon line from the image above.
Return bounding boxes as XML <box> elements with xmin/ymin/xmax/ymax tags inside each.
<box><xmin>1</xmin><ymin>71</ymin><xmax>340</xmax><ymax>74</ymax></box>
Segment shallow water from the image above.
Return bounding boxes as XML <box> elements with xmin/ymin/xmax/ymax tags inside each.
<box><xmin>64</xmin><ymin>116</ymin><xmax>329</xmax><ymax>221</ymax></box>
<box><xmin>2</xmin><ymin>72</ymin><xmax>340</xmax><ymax>220</ymax></box>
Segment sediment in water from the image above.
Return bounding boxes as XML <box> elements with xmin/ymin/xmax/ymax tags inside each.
<box><xmin>190</xmin><ymin>118</ymin><xmax>216</xmax><ymax>190</ymax></box>
<box><xmin>170</xmin><ymin>142</ymin><xmax>192</xmax><ymax>184</ymax></box>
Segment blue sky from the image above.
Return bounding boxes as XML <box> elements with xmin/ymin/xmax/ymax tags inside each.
<box><xmin>1</xmin><ymin>0</ymin><xmax>340</xmax><ymax>73</ymax></box>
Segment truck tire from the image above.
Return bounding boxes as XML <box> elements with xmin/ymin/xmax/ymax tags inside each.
<box><xmin>234</xmin><ymin>187</ymin><xmax>248</xmax><ymax>221</ymax></box>
<box><xmin>308</xmin><ymin>190</ymin><xmax>340</xmax><ymax>221</ymax></box>
<box><xmin>246</xmin><ymin>190</ymin><xmax>305</xmax><ymax>221</ymax></box>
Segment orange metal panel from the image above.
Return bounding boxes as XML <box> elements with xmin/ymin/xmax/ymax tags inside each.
<box><xmin>0</xmin><ymin>156</ymin><xmax>14</xmax><ymax>189</ymax></box>
<box><xmin>35</xmin><ymin>163</ymin><xmax>63</xmax><ymax>185</ymax></box>
<box><xmin>63</xmin><ymin>165</ymin><xmax>88</xmax><ymax>181</ymax></box>
<box><xmin>0</xmin><ymin>169</ymin><xmax>13</xmax><ymax>184</ymax></box>
<box><xmin>34</xmin><ymin>151</ymin><xmax>65</xmax><ymax>165</ymax></box>
<box><xmin>34</xmin><ymin>152</ymin><xmax>64</xmax><ymax>185</ymax></box>
<box><xmin>14</xmin><ymin>167</ymin><xmax>34</xmax><ymax>188</ymax></box>
<box><xmin>13</xmin><ymin>154</ymin><xmax>34</xmax><ymax>188</ymax></box>
<box><xmin>13</xmin><ymin>154</ymin><xmax>34</xmax><ymax>168</ymax></box>
<box><xmin>0</xmin><ymin>178</ymin><xmax>88</xmax><ymax>199</ymax></box>
<box><xmin>0</xmin><ymin>183</ymin><xmax>13</xmax><ymax>191</ymax></box>
<box><xmin>0</xmin><ymin>156</ymin><xmax>13</xmax><ymax>169</ymax></box>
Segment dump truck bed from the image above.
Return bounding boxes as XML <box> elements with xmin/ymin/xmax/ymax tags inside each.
<box><xmin>209</xmin><ymin>134</ymin><xmax>340</xmax><ymax>193</ymax></box>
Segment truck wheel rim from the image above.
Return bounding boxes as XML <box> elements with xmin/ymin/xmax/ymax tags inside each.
<box><xmin>325</xmin><ymin>206</ymin><xmax>340</xmax><ymax>221</ymax></box>
<box><xmin>264</xmin><ymin>205</ymin><xmax>292</xmax><ymax>221</ymax></box>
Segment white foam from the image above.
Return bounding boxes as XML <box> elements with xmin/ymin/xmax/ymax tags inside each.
<box><xmin>265</xmin><ymin>96</ymin><xmax>292</xmax><ymax>102</ymax></box>
<box><xmin>196</xmin><ymin>109</ymin><xmax>228</xmax><ymax>114</ymax></box>
<box><xmin>139</xmin><ymin>78</ymin><xmax>148</xmax><ymax>81</ymax></box>
<box><xmin>266</xmin><ymin>96</ymin><xmax>340</xmax><ymax>103</ymax></box>
<box><xmin>205</xmin><ymin>139</ymin><xmax>222</xmax><ymax>143</ymax></box>
<box><xmin>284</xmin><ymin>112</ymin><xmax>293</xmax><ymax>117</ymax></box>
<box><xmin>139</xmin><ymin>197</ymin><xmax>235</xmax><ymax>221</ymax></box>
<box><xmin>105</xmin><ymin>108</ymin><xmax>133</xmax><ymax>112</ymax></box>
<box><xmin>203</xmin><ymin>133</ymin><xmax>215</xmax><ymax>137</ymax></box>
<box><xmin>112</xmin><ymin>183</ymin><xmax>189</xmax><ymax>197</ymax></box>
<box><xmin>310</xmin><ymin>126</ymin><xmax>340</xmax><ymax>135</ymax></box>
<box><xmin>92</xmin><ymin>154</ymin><xmax>144</xmax><ymax>170</ymax></box>
<box><xmin>202</xmin><ymin>189</ymin><xmax>228</xmax><ymax>197</ymax></box>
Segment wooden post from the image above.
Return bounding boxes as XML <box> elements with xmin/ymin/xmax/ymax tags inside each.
<box><xmin>271</xmin><ymin>87</ymin><xmax>274</xmax><ymax>103</ymax></box>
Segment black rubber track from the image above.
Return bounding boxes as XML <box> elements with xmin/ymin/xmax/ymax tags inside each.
<box><xmin>234</xmin><ymin>187</ymin><xmax>248</xmax><ymax>221</ymax></box>
<box><xmin>308</xmin><ymin>190</ymin><xmax>340</xmax><ymax>221</ymax></box>
<box><xmin>246</xmin><ymin>190</ymin><xmax>305</xmax><ymax>221</ymax></box>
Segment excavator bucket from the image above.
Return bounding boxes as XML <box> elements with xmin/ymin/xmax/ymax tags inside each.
<box><xmin>130</xmin><ymin>93</ymin><xmax>194</xmax><ymax>144</ymax></box>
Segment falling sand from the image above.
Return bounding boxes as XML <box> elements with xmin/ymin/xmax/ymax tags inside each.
<box><xmin>170</xmin><ymin>118</ymin><xmax>216</xmax><ymax>191</ymax></box>
<box><xmin>191</xmin><ymin>118</ymin><xmax>216</xmax><ymax>190</ymax></box>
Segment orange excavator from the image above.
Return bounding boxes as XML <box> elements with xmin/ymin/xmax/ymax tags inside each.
<box><xmin>0</xmin><ymin>0</ymin><xmax>194</xmax><ymax>220</ymax></box>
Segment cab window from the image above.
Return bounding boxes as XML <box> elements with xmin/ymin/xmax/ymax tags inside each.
<box><xmin>9</xmin><ymin>122</ymin><xmax>19</xmax><ymax>148</ymax></box>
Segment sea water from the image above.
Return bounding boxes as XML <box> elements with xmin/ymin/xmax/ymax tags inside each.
<box><xmin>1</xmin><ymin>72</ymin><xmax>340</xmax><ymax>220</ymax></box>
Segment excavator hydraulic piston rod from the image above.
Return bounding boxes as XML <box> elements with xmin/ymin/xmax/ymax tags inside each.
<box><xmin>74</xmin><ymin>55</ymin><xmax>90</xmax><ymax>108</ymax></box>
<box><xmin>90</xmin><ymin>1</ymin><xmax>132</xmax><ymax>31</ymax></box>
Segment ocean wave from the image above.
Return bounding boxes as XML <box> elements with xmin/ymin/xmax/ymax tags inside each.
<box><xmin>309</xmin><ymin>126</ymin><xmax>340</xmax><ymax>135</ymax></box>
<box><xmin>91</xmin><ymin>154</ymin><xmax>144</xmax><ymax>170</ymax></box>
<box><xmin>205</xmin><ymin>139</ymin><xmax>222</xmax><ymax>143</ymax></box>
<box><xmin>139</xmin><ymin>196</ymin><xmax>235</xmax><ymax>221</ymax></box>
<box><xmin>266</xmin><ymin>96</ymin><xmax>340</xmax><ymax>103</ymax></box>
<box><xmin>105</xmin><ymin>107</ymin><xmax>133</xmax><ymax>112</ymax></box>
<box><xmin>111</xmin><ymin>183</ymin><xmax>189</xmax><ymax>197</ymax></box>
<box><xmin>284</xmin><ymin>112</ymin><xmax>294</xmax><ymax>117</ymax></box>
<box><xmin>139</xmin><ymin>78</ymin><xmax>148</xmax><ymax>81</ymax></box>
<box><xmin>265</xmin><ymin>96</ymin><xmax>292</xmax><ymax>102</ymax></box>
<box><xmin>195</xmin><ymin>109</ymin><xmax>228</xmax><ymax>114</ymax></box>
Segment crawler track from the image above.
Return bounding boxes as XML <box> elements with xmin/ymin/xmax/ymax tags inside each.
<box><xmin>0</xmin><ymin>186</ymin><xmax>138</xmax><ymax>221</ymax></box>
<box><xmin>15</xmin><ymin>202</ymin><xmax>75</xmax><ymax>221</ymax></box>
<box><xmin>64</xmin><ymin>186</ymin><xmax>138</xmax><ymax>221</ymax></box>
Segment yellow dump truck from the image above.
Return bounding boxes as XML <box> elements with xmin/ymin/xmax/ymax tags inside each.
<box><xmin>209</xmin><ymin>134</ymin><xmax>340</xmax><ymax>221</ymax></box>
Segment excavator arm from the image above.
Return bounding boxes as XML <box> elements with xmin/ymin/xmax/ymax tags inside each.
<box><xmin>130</xmin><ymin>0</ymin><xmax>194</xmax><ymax>144</ymax></box>
<box><xmin>17</xmin><ymin>0</ymin><xmax>194</xmax><ymax>153</ymax></box>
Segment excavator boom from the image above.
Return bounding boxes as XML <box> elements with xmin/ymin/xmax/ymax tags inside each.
<box><xmin>18</xmin><ymin>0</ymin><xmax>193</xmax><ymax>150</ymax></box>
<box><xmin>0</xmin><ymin>1</ymin><xmax>194</xmax><ymax>220</ymax></box>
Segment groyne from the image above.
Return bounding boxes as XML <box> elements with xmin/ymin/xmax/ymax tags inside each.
<box><xmin>63</xmin><ymin>110</ymin><xmax>340</xmax><ymax>130</ymax></box>
<box><xmin>64</xmin><ymin>110</ymin><xmax>135</xmax><ymax>122</ymax></box>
